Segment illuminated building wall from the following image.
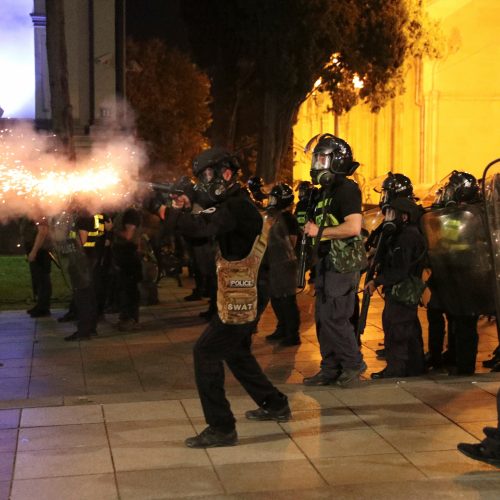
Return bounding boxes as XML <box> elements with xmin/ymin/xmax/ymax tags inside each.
<box><xmin>0</xmin><ymin>0</ymin><xmax>36</xmax><ymax>118</ymax></box>
<box><xmin>293</xmin><ymin>0</ymin><xmax>500</xmax><ymax>202</ymax></box>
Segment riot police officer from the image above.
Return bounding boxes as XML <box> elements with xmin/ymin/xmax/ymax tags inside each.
<box><xmin>302</xmin><ymin>134</ymin><xmax>367</xmax><ymax>387</ymax></box>
<box><xmin>368</xmin><ymin>172</ymin><xmax>421</xmax><ymax>358</ymax></box>
<box><xmin>161</xmin><ymin>147</ymin><xmax>290</xmax><ymax>448</ymax></box>
<box><xmin>366</xmin><ymin>197</ymin><xmax>427</xmax><ymax>378</ymax></box>
<box><xmin>112</xmin><ymin>206</ymin><xmax>143</xmax><ymax>331</ymax></box>
<box><xmin>20</xmin><ymin>215</ymin><xmax>52</xmax><ymax>317</ymax></box>
<box><xmin>264</xmin><ymin>182</ymin><xmax>301</xmax><ymax>346</ymax></box>
<box><xmin>427</xmin><ymin>171</ymin><xmax>482</xmax><ymax>375</ymax></box>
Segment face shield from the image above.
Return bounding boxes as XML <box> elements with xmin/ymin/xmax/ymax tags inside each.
<box><xmin>198</xmin><ymin>167</ymin><xmax>215</xmax><ymax>185</ymax></box>
<box><xmin>379</xmin><ymin>190</ymin><xmax>392</xmax><ymax>211</ymax></box>
<box><xmin>267</xmin><ymin>194</ymin><xmax>278</xmax><ymax>208</ymax></box>
<box><xmin>310</xmin><ymin>153</ymin><xmax>334</xmax><ymax>186</ymax></box>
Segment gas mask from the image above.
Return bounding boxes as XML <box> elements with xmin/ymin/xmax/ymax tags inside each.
<box><xmin>206</xmin><ymin>166</ymin><xmax>236</xmax><ymax>203</ymax></box>
<box><xmin>382</xmin><ymin>207</ymin><xmax>406</xmax><ymax>234</ymax></box>
<box><xmin>310</xmin><ymin>153</ymin><xmax>336</xmax><ymax>187</ymax></box>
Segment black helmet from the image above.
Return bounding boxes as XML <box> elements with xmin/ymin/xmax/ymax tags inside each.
<box><xmin>192</xmin><ymin>147</ymin><xmax>240</xmax><ymax>203</ymax></box>
<box><xmin>379</xmin><ymin>172</ymin><xmax>414</xmax><ymax>210</ymax></box>
<box><xmin>441</xmin><ymin>170</ymin><xmax>479</xmax><ymax>205</ymax></box>
<box><xmin>296</xmin><ymin>180</ymin><xmax>313</xmax><ymax>201</ymax></box>
<box><xmin>192</xmin><ymin>147</ymin><xmax>239</xmax><ymax>180</ymax></box>
<box><xmin>310</xmin><ymin>134</ymin><xmax>359</xmax><ymax>186</ymax></box>
<box><xmin>267</xmin><ymin>182</ymin><xmax>294</xmax><ymax>210</ymax></box>
<box><xmin>247</xmin><ymin>176</ymin><xmax>264</xmax><ymax>193</ymax></box>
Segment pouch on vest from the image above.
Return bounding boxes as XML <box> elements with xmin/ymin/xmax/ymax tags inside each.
<box><xmin>329</xmin><ymin>236</ymin><xmax>368</xmax><ymax>273</ymax></box>
<box><xmin>391</xmin><ymin>276</ymin><xmax>427</xmax><ymax>306</ymax></box>
<box><xmin>216</xmin><ymin>216</ymin><xmax>271</xmax><ymax>325</ymax></box>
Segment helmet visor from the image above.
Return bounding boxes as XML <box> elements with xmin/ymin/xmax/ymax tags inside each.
<box><xmin>311</xmin><ymin>153</ymin><xmax>331</xmax><ymax>172</ymax></box>
<box><xmin>267</xmin><ymin>194</ymin><xmax>278</xmax><ymax>207</ymax></box>
<box><xmin>198</xmin><ymin>167</ymin><xmax>214</xmax><ymax>184</ymax></box>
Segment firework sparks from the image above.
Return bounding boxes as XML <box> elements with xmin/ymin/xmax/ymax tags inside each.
<box><xmin>0</xmin><ymin>124</ymin><xmax>146</xmax><ymax>220</ymax></box>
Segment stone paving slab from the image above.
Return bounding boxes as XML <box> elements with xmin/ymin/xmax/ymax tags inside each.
<box><xmin>0</xmin><ymin>277</ymin><xmax>499</xmax><ymax>498</ymax></box>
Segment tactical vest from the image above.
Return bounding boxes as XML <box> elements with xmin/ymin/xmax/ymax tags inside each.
<box><xmin>68</xmin><ymin>214</ymin><xmax>105</xmax><ymax>247</ymax></box>
<box><xmin>313</xmin><ymin>196</ymin><xmax>367</xmax><ymax>273</ymax></box>
<box><xmin>216</xmin><ymin>216</ymin><xmax>271</xmax><ymax>324</ymax></box>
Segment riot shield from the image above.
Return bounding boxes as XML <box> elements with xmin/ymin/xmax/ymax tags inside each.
<box><xmin>482</xmin><ymin>160</ymin><xmax>500</xmax><ymax>323</ymax></box>
<box><xmin>51</xmin><ymin>212</ymin><xmax>92</xmax><ymax>290</ymax></box>
<box><xmin>421</xmin><ymin>204</ymin><xmax>495</xmax><ymax>316</ymax></box>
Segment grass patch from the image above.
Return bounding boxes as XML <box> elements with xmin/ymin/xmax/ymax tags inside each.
<box><xmin>0</xmin><ymin>255</ymin><xmax>71</xmax><ymax>310</ymax></box>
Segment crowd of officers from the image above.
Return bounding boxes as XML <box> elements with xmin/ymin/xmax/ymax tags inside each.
<box><xmin>19</xmin><ymin>133</ymin><xmax>500</xmax><ymax>449</ymax></box>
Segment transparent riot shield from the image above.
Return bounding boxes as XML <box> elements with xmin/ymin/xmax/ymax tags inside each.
<box><xmin>51</xmin><ymin>212</ymin><xmax>92</xmax><ymax>290</ymax></box>
<box><xmin>421</xmin><ymin>203</ymin><xmax>495</xmax><ymax>316</ymax></box>
<box><xmin>482</xmin><ymin>160</ymin><xmax>500</xmax><ymax>323</ymax></box>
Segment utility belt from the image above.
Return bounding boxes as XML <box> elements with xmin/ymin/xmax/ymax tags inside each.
<box><xmin>216</xmin><ymin>216</ymin><xmax>271</xmax><ymax>325</ymax></box>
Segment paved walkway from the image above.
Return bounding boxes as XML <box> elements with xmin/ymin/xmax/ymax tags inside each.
<box><xmin>0</xmin><ymin>276</ymin><xmax>499</xmax><ymax>499</ymax></box>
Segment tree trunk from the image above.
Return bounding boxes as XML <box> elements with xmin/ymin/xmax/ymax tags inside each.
<box><xmin>256</xmin><ymin>90</ymin><xmax>296</xmax><ymax>182</ymax></box>
<box><xmin>46</xmin><ymin>0</ymin><xmax>75</xmax><ymax>160</ymax></box>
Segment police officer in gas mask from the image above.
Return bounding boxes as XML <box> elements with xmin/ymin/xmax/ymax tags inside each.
<box><xmin>263</xmin><ymin>182</ymin><xmax>301</xmax><ymax>346</ymax></box>
<box><xmin>160</xmin><ymin>147</ymin><xmax>290</xmax><ymax>448</ymax></box>
<box><xmin>429</xmin><ymin>171</ymin><xmax>482</xmax><ymax>375</ymax></box>
<box><xmin>365</xmin><ymin>197</ymin><xmax>427</xmax><ymax>378</ymax></box>
<box><xmin>302</xmin><ymin>134</ymin><xmax>367</xmax><ymax>387</ymax></box>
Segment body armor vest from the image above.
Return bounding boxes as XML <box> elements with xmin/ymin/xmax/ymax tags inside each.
<box><xmin>313</xmin><ymin>196</ymin><xmax>367</xmax><ymax>273</ymax></box>
<box><xmin>216</xmin><ymin>216</ymin><xmax>271</xmax><ymax>324</ymax></box>
<box><xmin>68</xmin><ymin>214</ymin><xmax>105</xmax><ymax>247</ymax></box>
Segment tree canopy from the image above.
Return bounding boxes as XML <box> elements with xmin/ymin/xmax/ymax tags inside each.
<box><xmin>126</xmin><ymin>38</ymin><xmax>212</xmax><ymax>180</ymax></box>
<box><xmin>181</xmin><ymin>0</ymin><xmax>440</xmax><ymax>181</ymax></box>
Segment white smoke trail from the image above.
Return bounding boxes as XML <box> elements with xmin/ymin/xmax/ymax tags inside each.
<box><xmin>0</xmin><ymin>122</ymin><xmax>148</xmax><ymax>222</ymax></box>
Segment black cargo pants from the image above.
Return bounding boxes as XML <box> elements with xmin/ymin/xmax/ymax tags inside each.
<box><xmin>193</xmin><ymin>315</ymin><xmax>286</xmax><ymax>432</ymax></box>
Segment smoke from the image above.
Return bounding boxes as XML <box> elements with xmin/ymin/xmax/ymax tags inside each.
<box><xmin>0</xmin><ymin>122</ymin><xmax>148</xmax><ymax>223</ymax></box>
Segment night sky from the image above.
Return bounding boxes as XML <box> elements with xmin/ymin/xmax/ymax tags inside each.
<box><xmin>126</xmin><ymin>0</ymin><xmax>189</xmax><ymax>50</ymax></box>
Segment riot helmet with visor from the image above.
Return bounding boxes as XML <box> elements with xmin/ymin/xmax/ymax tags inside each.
<box><xmin>267</xmin><ymin>182</ymin><xmax>294</xmax><ymax>210</ymax></box>
<box><xmin>309</xmin><ymin>134</ymin><xmax>359</xmax><ymax>187</ymax></box>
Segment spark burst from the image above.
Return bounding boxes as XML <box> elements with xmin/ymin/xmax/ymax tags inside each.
<box><xmin>0</xmin><ymin>125</ymin><xmax>145</xmax><ymax>220</ymax></box>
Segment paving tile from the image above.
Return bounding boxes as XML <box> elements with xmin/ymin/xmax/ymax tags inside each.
<box><xmin>0</xmin><ymin>410</ymin><xmax>20</xmax><ymax>430</ymax></box>
<box><xmin>103</xmin><ymin>400</ymin><xmax>187</xmax><ymax>422</ymax></box>
<box><xmin>350</xmin><ymin>402</ymin><xmax>451</xmax><ymax>427</ymax></box>
<box><xmin>280</xmin><ymin>407</ymin><xmax>367</xmax><ymax>436</ymax></box>
<box><xmin>300</xmin><ymin>478</ymin><xmax>500</xmax><ymax>500</ymax></box>
<box><xmin>459</xmin><ymin>421</ymin><xmax>497</xmax><ymax>440</ymax></box>
<box><xmin>332</xmin><ymin>385</ymin><xmax>423</xmax><ymax>406</ymax></box>
<box><xmin>291</xmin><ymin>427</ymin><xmax>396</xmax><ymax>459</ymax></box>
<box><xmin>0</xmin><ymin>344</ymin><xmax>34</xmax><ymax>359</ymax></box>
<box><xmin>20</xmin><ymin>405</ymin><xmax>103</xmax><ymax>427</ymax></box>
<box><xmin>372</xmin><ymin>424</ymin><xmax>476</xmax><ymax>453</ymax></box>
<box><xmin>28</xmin><ymin>376</ymin><xmax>87</xmax><ymax>398</ymax></box>
<box><xmin>18</xmin><ymin>423</ymin><xmax>107</xmax><ymax>451</ymax></box>
<box><xmin>0</xmin><ymin>481</ymin><xmax>10</xmax><ymax>500</ymax></box>
<box><xmin>216</xmin><ymin>459</ymin><xmax>326</xmax><ymax>493</ymax></box>
<box><xmin>0</xmin><ymin>379</ymin><xmax>29</xmax><ymax>400</ymax></box>
<box><xmin>0</xmin><ymin>429</ymin><xmax>17</xmax><ymax>453</ymax></box>
<box><xmin>111</xmin><ymin>441</ymin><xmax>212</xmax><ymax>471</ymax></box>
<box><xmin>404</xmin><ymin>449</ymin><xmax>498</xmax><ymax>478</ymax></box>
<box><xmin>10</xmin><ymin>474</ymin><xmax>118</xmax><ymax>500</ymax></box>
<box><xmin>85</xmin><ymin>374</ymin><xmax>144</xmax><ymax>395</ymax></box>
<box><xmin>207</xmin><ymin>434</ymin><xmax>306</xmax><ymax>465</ymax></box>
<box><xmin>0</xmin><ymin>366</ymin><xmax>30</xmax><ymax>379</ymax></box>
<box><xmin>14</xmin><ymin>446</ymin><xmax>114</xmax><ymax>479</ymax></box>
<box><xmin>430</xmin><ymin>398</ymin><xmax>498</xmax><ymax>423</ymax></box>
<box><xmin>191</xmin><ymin>417</ymin><xmax>287</xmax><ymax>439</ymax></box>
<box><xmin>313</xmin><ymin>453</ymin><xmax>426</xmax><ymax>485</ymax></box>
<box><xmin>0</xmin><ymin>451</ymin><xmax>14</xmax><ymax>481</ymax></box>
<box><xmin>107</xmin><ymin>419</ymin><xmax>196</xmax><ymax>445</ymax></box>
<box><xmin>116</xmin><ymin>466</ymin><xmax>224</xmax><ymax>499</ymax></box>
<box><xmin>288</xmin><ymin>391</ymin><xmax>346</xmax><ymax>411</ymax></box>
